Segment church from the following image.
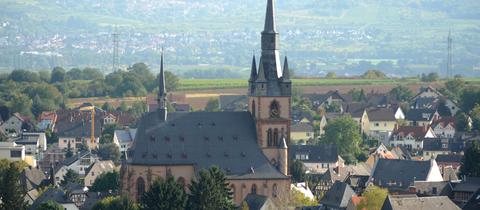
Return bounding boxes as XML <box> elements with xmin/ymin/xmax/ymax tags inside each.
<box><xmin>121</xmin><ymin>0</ymin><xmax>293</xmax><ymax>205</ymax></box>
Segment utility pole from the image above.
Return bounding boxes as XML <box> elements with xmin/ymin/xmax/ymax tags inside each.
<box><xmin>112</xmin><ymin>27</ymin><xmax>120</xmax><ymax>72</ymax></box>
<box><xmin>447</xmin><ymin>30</ymin><xmax>453</xmax><ymax>78</ymax></box>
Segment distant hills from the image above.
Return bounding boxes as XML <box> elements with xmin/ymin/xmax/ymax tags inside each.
<box><xmin>0</xmin><ymin>0</ymin><xmax>479</xmax><ymax>77</ymax></box>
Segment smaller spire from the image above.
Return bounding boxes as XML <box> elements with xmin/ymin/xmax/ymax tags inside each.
<box><xmin>282</xmin><ymin>56</ymin><xmax>290</xmax><ymax>81</ymax></box>
<box><xmin>256</xmin><ymin>58</ymin><xmax>266</xmax><ymax>82</ymax></box>
<box><xmin>249</xmin><ymin>55</ymin><xmax>257</xmax><ymax>82</ymax></box>
<box><xmin>158</xmin><ymin>48</ymin><xmax>166</xmax><ymax>99</ymax></box>
<box><xmin>280</xmin><ymin>136</ymin><xmax>288</xmax><ymax>149</ymax></box>
<box><xmin>158</xmin><ymin>48</ymin><xmax>167</xmax><ymax>121</ymax></box>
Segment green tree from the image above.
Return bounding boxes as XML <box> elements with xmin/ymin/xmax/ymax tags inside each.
<box><xmin>67</xmin><ymin>68</ymin><xmax>83</xmax><ymax>80</ymax></box>
<box><xmin>100</xmin><ymin>124</ymin><xmax>118</xmax><ymax>144</ymax></box>
<box><xmin>348</xmin><ymin>88</ymin><xmax>366</xmax><ymax>102</ymax></box>
<box><xmin>51</xmin><ymin>67</ymin><xmax>66</xmax><ymax>83</ymax></box>
<box><xmin>65</xmin><ymin>140</ymin><xmax>73</xmax><ymax>158</ymax></box>
<box><xmin>321</xmin><ymin>116</ymin><xmax>362</xmax><ymax>164</ymax></box>
<box><xmin>90</xmin><ymin>171</ymin><xmax>120</xmax><ymax>193</ymax></box>
<box><xmin>290</xmin><ymin>160</ymin><xmax>306</xmax><ymax>183</ymax></box>
<box><xmin>325</xmin><ymin>72</ymin><xmax>337</xmax><ymax>78</ymax></box>
<box><xmin>165</xmin><ymin>71</ymin><xmax>179</xmax><ymax>92</ymax></box>
<box><xmin>60</xmin><ymin>169</ymin><xmax>82</xmax><ymax>187</ymax></box>
<box><xmin>421</xmin><ymin>72</ymin><xmax>440</xmax><ymax>82</ymax></box>
<box><xmin>461</xmin><ymin>141</ymin><xmax>480</xmax><ymax>177</ymax></box>
<box><xmin>471</xmin><ymin>104</ymin><xmax>480</xmax><ymax>131</ymax></box>
<box><xmin>102</xmin><ymin>102</ymin><xmax>114</xmax><ymax>112</ymax></box>
<box><xmin>356</xmin><ymin>186</ymin><xmax>388</xmax><ymax>210</ymax></box>
<box><xmin>38</xmin><ymin>70</ymin><xmax>51</xmax><ymax>82</ymax></box>
<box><xmin>289</xmin><ymin>188</ymin><xmax>318</xmax><ymax>207</ymax></box>
<box><xmin>324</xmin><ymin>101</ymin><xmax>341</xmax><ymax>113</ymax></box>
<box><xmin>97</xmin><ymin>143</ymin><xmax>121</xmax><ymax>163</ymax></box>
<box><xmin>460</xmin><ymin>87</ymin><xmax>480</xmax><ymax>112</ymax></box>
<box><xmin>204</xmin><ymin>98</ymin><xmax>220</xmax><ymax>112</ymax></box>
<box><xmin>456</xmin><ymin>112</ymin><xmax>471</xmax><ymax>132</ymax></box>
<box><xmin>390</xmin><ymin>85</ymin><xmax>413</xmax><ymax>102</ymax></box>
<box><xmin>129</xmin><ymin>101</ymin><xmax>147</xmax><ymax>118</ymax></box>
<box><xmin>9</xmin><ymin>69</ymin><xmax>41</xmax><ymax>83</ymax></box>
<box><xmin>92</xmin><ymin>196</ymin><xmax>139</xmax><ymax>210</ymax></box>
<box><xmin>444</xmin><ymin>76</ymin><xmax>465</xmax><ymax>100</ymax></box>
<box><xmin>83</xmin><ymin>67</ymin><xmax>104</xmax><ymax>80</ymax></box>
<box><xmin>361</xmin><ymin>70</ymin><xmax>386</xmax><ymax>79</ymax></box>
<box><xmin>0</xmin><ymin>159</ymin><xmax>29</xmax><ymax>210</ymax></box>
<box><xmin>188</xmin><ymin>166</ymin><xmax>235</xmax><ymax>210</ymax></box>
<box><xmin>36</xmin><ymin>200</ymin><xmax>63</xmax><ymax>210</ymax></box>
<box><xmin>437</xmin><ymin>99</ymin><xmax>452</xmax><ymax>116</ymax></box>
<box><xmin>8</xmin><ymin>93</ymin><xmax>33</xmax><ymax>118</ymax></box>
<box><xmin>118</xmin><ymin>101</ymin><xmax>129</xmax><ymax>112</ymax></box>
<box><xmin>141</xmin><ymin>177</ymin><xmax>188</xmax><ymax>210</ymax></box>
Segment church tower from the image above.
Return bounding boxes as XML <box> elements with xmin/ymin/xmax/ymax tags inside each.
<box><xmin>248</xmin><ymin>0</ymin><xmax>291</xmax><ymax>176</ymax></box>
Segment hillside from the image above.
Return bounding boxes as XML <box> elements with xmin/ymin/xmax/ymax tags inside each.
<box><xmin>0</xmin><ymin>0</ymin><xmax>479</xmax><ymax>77</ymax></box>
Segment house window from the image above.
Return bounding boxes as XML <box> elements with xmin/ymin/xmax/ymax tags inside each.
<box><xmin>272</xmin><ymin>184</ymin><xmax>278</xmax><ymax>198</ymax></box>
<box><xmin>251</xmin><ymin>184</ymin><xmax>257</xmax><ymax>195</ymax></box>
<box><xmin>137</xmin><ymin>177</ymin><xmax>145</xmax><ymax>201</ymax></box>
<box><xmin>375</xmin><ymin>123</ymin><xmax>380</xmax><ymax>127</ymax></box>
<box><xmin>10</xmin><ymin>151</ymin><xmax>21</xmax><ymax>158</ymax></box>
<box><xmin>432</xmin><ymin>187</ymin><xmax>437</xmax><ymax>194</ymax></box>
<box><xmin>442</xmin><ymin>144</ymin><xmax>448</xmax><ymax>149</ymax></box>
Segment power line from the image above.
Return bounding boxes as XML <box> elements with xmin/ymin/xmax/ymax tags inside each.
<box><xmin>112</xmin><ymin>27</ymin><xmax>120</xmax><ymax>72</ymax></box>
<box><xmin>447</xmin><ymin>30</ymin><xmax>453</xmax><ymax>78</ymax></box>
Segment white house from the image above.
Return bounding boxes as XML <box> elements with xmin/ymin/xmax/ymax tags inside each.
<box><xmin>431</xmin><ymin>117</ymin><xmax>456</xmax><ymax>138</ymax></box>
<box><xmin>390</xmin><ymin>125</ymin><xmax>436</xmax><ymax>151</ymax></box>
<box><xmin>113</xmin><ymin>128</ymin><xmax>137</xmax><ymax>154</ymax></box>
<box><xmin>0</xmin><ymin>141</ymin><xmax>25</xmax><ymax>162</ymax></box>
<box><xmin>14</xmin><ymin>132</ymin><xmax>47</xmax><ymax>158</ymax></box>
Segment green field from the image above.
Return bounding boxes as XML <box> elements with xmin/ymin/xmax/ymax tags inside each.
<box><xmin>177</xmin><ymin>78</ymin><xmax>480</xmax><ymax>91</ymax></box>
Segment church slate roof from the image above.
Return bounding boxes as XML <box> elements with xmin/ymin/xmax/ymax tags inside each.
<box><xmin>128</xmin><ymin>111</ymin><xmax>288</xmax><ymax>180</ymax></box>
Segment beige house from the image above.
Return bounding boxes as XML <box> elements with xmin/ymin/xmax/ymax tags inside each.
<box><xmin>84</xmin><ymin>160</ymin><xmax>116</xmax><ymax>187</ymax></box>
<box><xmin>367</xmin><ymin>108</ymin><xmax>398</xmax><ymax>144</ymax></box>
<box><xmin>290</xmin><ymin>123</ymin><xmax>314</xmax><ymax>144</ymax></box>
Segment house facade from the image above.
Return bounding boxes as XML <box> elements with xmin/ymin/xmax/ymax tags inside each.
<box><xmin>389</xmin><ymin>125</ymin><xmax>436</xmax><ymax>151</ymax></box>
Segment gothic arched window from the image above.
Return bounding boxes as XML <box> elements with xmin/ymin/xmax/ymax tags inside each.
<box><xmin>136</xmin><ymin>177</ymin><xmax>145</xmax><ymax>201</ymax></box>
<box><xmin>252</xmin><ymin>100</ymin><xmax>256</xmax><ymax>118</ymax></box>
<box><xmin>273</xmin><ymin>128</ymin><xmax>279</xmax><ymax>146</ymax></box>
<box><xmin>251</xmin><ymin>184</ymin><xmax>257</xmax><ymax>195</ymax></box>
<box><xmin>267</xmin><ymin>129</ymin><xmax>273</xmax><ymax>146</ymax></box>
<box><xmin>272</xmin><ymin>184</ymin><xmax>278</xmax><ymax>198</ymax></box>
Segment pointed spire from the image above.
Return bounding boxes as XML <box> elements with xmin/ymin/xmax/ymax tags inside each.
<box><xmin>158</xmin><ymin>49</ymin><xmax>166</xmax><ymax>99</ymax></box>
<box><xmin>256</xmin><ymin>58</ymin><xmax>266</xmax><ymax>82</ymax></box>
<box><xmin>158</xmin><ymin>48</ymin><xmax>167</xmax><ymax>121</ymax></box>
<box><xmin>249</xmin><ymin>55</ymin><xmax>257</xmax><ymax>82</ymax></box>
<box><xmin>263</xmin><ymin>0</ymin><xmax>277</xmax><ymax>33</ymax></box>
<box><xmin>282</xmin><ymin>56</ymin><xmax>290</xmax><ymax>81</ymax></box>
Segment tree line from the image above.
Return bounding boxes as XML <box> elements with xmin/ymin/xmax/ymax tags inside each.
<box><xmin>0</xmin><ymin>64</ymin><xmax>178</xmax><ymax>120</ymax></box>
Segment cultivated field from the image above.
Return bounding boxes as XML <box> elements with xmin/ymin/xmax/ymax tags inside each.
<box><xmin>67</xmin><ymin>78</ymin><xmax>480</xmax><ymax>110</ymax></box>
